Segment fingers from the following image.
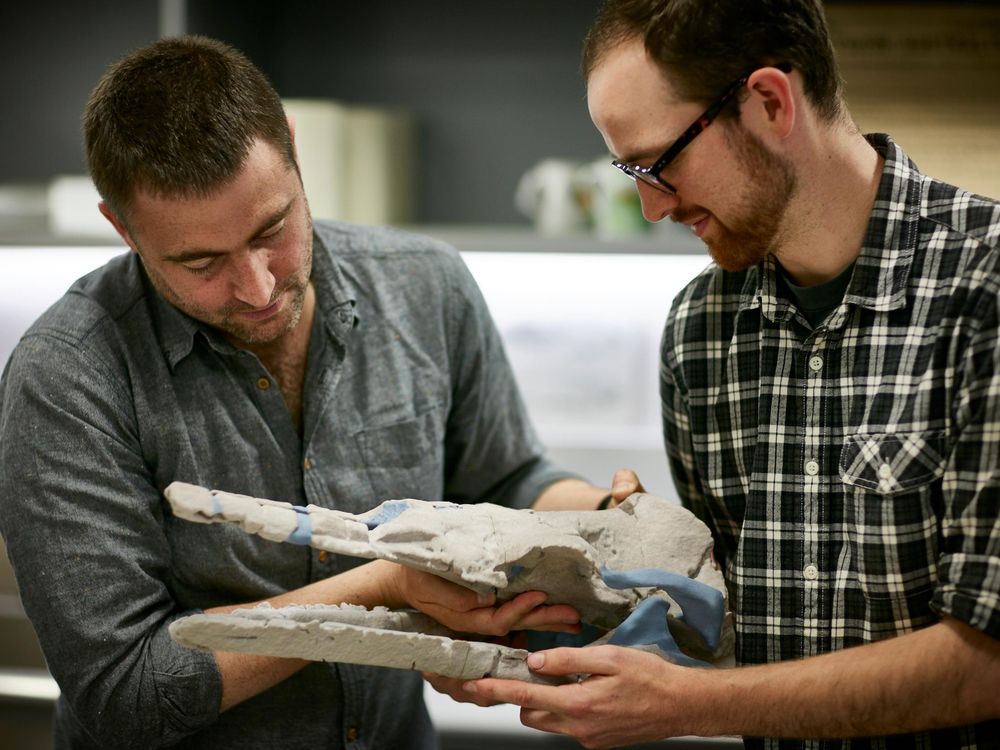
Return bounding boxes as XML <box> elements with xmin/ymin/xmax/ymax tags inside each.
<box><xmin>470</xmin><ymin>648</ymin><xmax>680</xmax><ymax>750</ymax></box>
<box><xmin>492</xmin><ymin>594</ymin><xmax>581</xmax><ymax>633</ymax></box>
<box><xmin>402</xmin><ymin>565</ymin><xmax>495</xmax><ymax>613</ymax></box>
<box><xmin>446</xmin><ymin>592</ymin><xmax>580</xmax><ymax>636</ymax></box>
<box><xmin>467</xmin><ymin>646</ymin><xmax>621</xmax><ymax>706</ymax></box>
<box><xmin>465</xmin><ymin>676</ymin><xmax>567</xmax><ymax>713</ymax></box>
<box><xmin>524</xmin><ymin>645</ymin><xmax>621</xmax><ymax>678</ymax></box>
<box><xmin>609</xmin><ymin>468</ymin><xmax>646</xmax><ymax>503</ymax></box>
<box><xmin>422</xmin><ymin>672</ymin><xmax>501</xmax><ymax>708</ymax></box>
<box><xmin>407</xmin><ymin>576</ymin><xmax>580</xmax><ymax>636</ymax></box>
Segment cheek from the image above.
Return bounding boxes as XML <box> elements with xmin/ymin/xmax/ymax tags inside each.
<box><xmin>181</xmin><ymin>283</ymin><xmax>229</xmax><ymax>315</ymax></box>
<box><xmin>275</xmin><ymin>227</ymin><xmax>311</xmax><ymax>278</ymax></box>
<box><xmin>156</xmin><ymin>268</ymin><xmax>229</xmax><ymax>314</ymax></box>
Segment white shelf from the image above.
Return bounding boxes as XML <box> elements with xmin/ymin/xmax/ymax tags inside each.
<box><xmin>402</xmin><ymin>222</ymin><xmax>705</xmax><ymax>256</ymax></box>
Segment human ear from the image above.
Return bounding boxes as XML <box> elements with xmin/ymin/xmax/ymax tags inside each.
<box><xmin>745</xmin><ymin>66</ymin><xmax>796</xmax><ymax>139</ymax></box>
<box><xmin>286</xmin><ymin>114</ymin><xmax>301</xmax><ymax>168</ymax></box>
<box><xmin>98</xmin><ymin>202</ymin><xmax>139</xmax><ymax>254</ymax></box>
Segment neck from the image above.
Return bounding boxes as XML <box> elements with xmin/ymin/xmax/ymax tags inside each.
<box><xmin>773</xmin><ymin>122</ymin><xmax>883</xmax><ymax>287</ymax></box>
<box><xmin>245</xmin><ymin>283</ymin><xmax>315</xmax><ymax>432</ymax></box>
<box><xmin>245</xmin><ymin>283</ymin><xmax>315</xmax><ymax>365</ymax></box>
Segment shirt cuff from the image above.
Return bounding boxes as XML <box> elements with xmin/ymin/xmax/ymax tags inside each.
<box><xmin>931</xmin><ymin>553</ymin><xmax>1000</xmax><ymax>640</ymax></box>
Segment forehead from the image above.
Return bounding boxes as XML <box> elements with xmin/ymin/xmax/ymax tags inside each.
<box><xmin>586</xmin><ymin>37</ymin><xmax>691</xmax><ymax>161</ymax></box>
<box><xmin>128</xmin><ymin>140</ymin><xmax>297</xmax><ymax>249</ymax></box>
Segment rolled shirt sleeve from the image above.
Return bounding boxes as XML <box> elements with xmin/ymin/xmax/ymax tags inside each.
<box><xmin>931</xmin><ymin>291</ymin><xmax>1000</xmax><ymax>639</ymax></box>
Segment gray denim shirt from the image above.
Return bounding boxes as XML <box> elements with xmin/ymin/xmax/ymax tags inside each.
<box><xmin>0</xmin><ymin>220</ymin><xmax>574</xmax><ymax>749</ymax></box>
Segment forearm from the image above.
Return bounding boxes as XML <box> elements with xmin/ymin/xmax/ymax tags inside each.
<box><xmin>697</xmin><ymin>617</ymin><xmax>999</xmax><ymax>738</ymax></box>
<box><xmin>208</xmin><ymin>559</ymin><xmax>403</xmax><ymax>711</ymax></box>
<box><xmin>532</xmin><ymin>478</ymin><xmax>610</xmax><ymax>511</ymax></box>
<box><xmin>208</xmin><ymin>556</ymin><xmax>574</xmax><ymax>712</ymax></box>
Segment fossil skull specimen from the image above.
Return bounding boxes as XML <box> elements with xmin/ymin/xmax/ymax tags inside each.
<box><xmin>165</xmin><ymin>482</ymin><xmax>733</xmax><ymax>683</ymax></box>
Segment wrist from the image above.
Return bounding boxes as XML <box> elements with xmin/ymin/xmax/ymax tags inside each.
<box><xmin>368</xmin><ymin>559</ymin><xmax>407</xmax><ymax>609</ymax></box>
<box><xmin>670</xmin><ymin>663</ymin><xmax>736</xmax><ymax>738</ymax></box>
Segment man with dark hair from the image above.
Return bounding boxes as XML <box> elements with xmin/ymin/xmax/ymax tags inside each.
<box><xmin>0</xmin><ymin>35</ymin><xmax>609</xmax><ymax>748</ymax></box>
<box><xmin>468</xmin><ymin>2</ymin><xmax>1000</xmax><ymax>748</ymax></box>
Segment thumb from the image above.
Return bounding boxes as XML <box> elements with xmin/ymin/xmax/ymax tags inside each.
<box><xmin>609</xmin><ymin>468</ymin><xmax>645</xmax><ymax>501</ymax></box>
<box><xmin>525</xmin><ymin>646</ymin><xmax>613</xmax><ymax>678</ymax></box>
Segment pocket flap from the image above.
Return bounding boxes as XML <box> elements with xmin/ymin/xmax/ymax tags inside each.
<box><xmin>840</xmin><ymin>431</ymin><xmax>947</xmax><ymax>494</ymax></box>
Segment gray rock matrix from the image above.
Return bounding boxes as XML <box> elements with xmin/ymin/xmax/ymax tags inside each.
<box><xmin>165</xmin><ymin>483</ymin><xmax>733</xmax><ymax>683</ymax></box>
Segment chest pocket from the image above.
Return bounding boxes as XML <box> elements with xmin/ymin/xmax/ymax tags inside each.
<box><xmin>838</xmin><ymin>431</ymin><xmax>947</xmax><ymax>602</ymax></box>
<box><xmin>356</xmin><ymin>406</ymin><xmax>447</xmax><ymax>505</ymax></box>
<box><xmin>840</xmin><ymin>431</ymin><xmax>947</xmax><ymax>495</ymax></box>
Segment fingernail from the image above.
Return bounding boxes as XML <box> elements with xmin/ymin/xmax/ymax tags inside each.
<box><xmin>476</xmin><ymin>592</ymin><xmax>495</xmax><ymax>607</ymax></box>
<box><xmin>527</xmin><ymin>652</ymin><xmax>545</xmax><ymax>670</ymax></box>
<box><xmin>463</xmin><ymin>682</ymin><xmax>478</xmax><ymax>693</ymax></box>
<box><xmin>611</xmin><ymin>483</ymin><xmax>630</xmax><ymax>494</ymax></box>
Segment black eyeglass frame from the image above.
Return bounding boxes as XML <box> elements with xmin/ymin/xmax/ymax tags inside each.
<box><xmin>611</xmin><ymin>62</ymin><xmax>793</xmax><ymax>194</ymax></box>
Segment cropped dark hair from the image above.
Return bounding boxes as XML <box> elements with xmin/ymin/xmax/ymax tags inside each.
<box><xmin>582</xmin><ymin>0</ymin><xmax>844</xmax><ymax>122</ymax></box>
<box><xmin>84</xmin><ymin>35</ymin><xmax>295</xmax><ymax>222</ymax></box>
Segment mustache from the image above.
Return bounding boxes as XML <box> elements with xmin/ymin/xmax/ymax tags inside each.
<box><xmin>669</xmin><ymin>207</ymin><xmax>704</xmax><ymax>225</ymax></box>
<box><xmin>222</xmin><ymin>277</ymin><xmax>300</xmax><ymax>317</ymax></box>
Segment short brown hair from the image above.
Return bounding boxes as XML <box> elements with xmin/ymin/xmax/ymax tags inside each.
<box><xmin>582</xmin><ymin>0</ymin><xmax>844</xmax><ymax>123</ymax></box>
<box><xmin>84</xmin><ymin>35</ymin><xmax>295</xmax><ymax>222</ymax></box>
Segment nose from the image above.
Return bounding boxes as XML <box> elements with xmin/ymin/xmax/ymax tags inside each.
<box><xmin>636</xmin><ymin>181</ymin><xmax>679</xmax><ymax>223</ymax></box>
<box><xmin>232</xmin><ymin>250</ymin><xmax>276</xmax><ymax>308</ymax></box>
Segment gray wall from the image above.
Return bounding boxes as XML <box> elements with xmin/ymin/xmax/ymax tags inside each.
<box><xmin>3</xmin><ymin>1</ymin><xmax>997</xmax><ymax>224</ymax></box>
<box><xmin>0</xmin><ymin>1</ymin><xmax>160</xmax><ymax>181</ymax></box>
<box><xmin>1</xmin><ymin>0</ymin><xmax>608</xmax><ymax>225</ymax></box>
<box><xmin>188</xmin><ymin>0</ymin><xmax>611</xmax><ymax>224</ymax></box>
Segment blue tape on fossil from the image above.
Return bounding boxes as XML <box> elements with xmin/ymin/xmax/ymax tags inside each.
<box><xmin>600</xmin><ymin>566</ymin><xmax>724</xmax><ymax>653</ymax></box>
<box><xmin>363</xmin><ymin>501</ymin><xmax>411</xmax><ymax>530</ymax></box>
<box><xmin>288</xmin><ymin>505</ymin><xmax>313</xmax><ymax>545</ymax></box>
<box><xmin>606</xmin><ymin>596</ymin><xmax>709</xmax><ymax>667</ymax></box>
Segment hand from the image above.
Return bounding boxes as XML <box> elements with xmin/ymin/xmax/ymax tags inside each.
<box><xmin>464</xmin><ymin>645</ymin><xmax>706</xmax><ymax>749</ymax></box>
<box><xmin>607</xmin><ymin>468</ymin><xmax>646</xmax><ymax>507</ymax></box>
<box><xmin>422</xmin><ymin>632</ymin><xmax>531</xmax><ymax>707</ymax></box>
<box><xmin>423</xmin><ymin>671</ymin><xmax>503</xmax><ymax>707</ymax></box>
<box><xmin>382</xmin><ymin>561</ymin><xmax>582</xmax><ymax>637</ymax></box>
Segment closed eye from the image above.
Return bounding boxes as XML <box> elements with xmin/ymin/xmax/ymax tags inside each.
<box><xmin>182</xmin><ymin>257</ymin><xmax>218</xmax><ymax>275</ymax></box>
<box><xmin>254</xmin><ymin>218</ymin><xmax>286</xmax><ymax>242</ymax></box>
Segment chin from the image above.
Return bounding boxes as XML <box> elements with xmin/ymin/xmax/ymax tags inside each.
<box><xmin>707</xmin><ymin>245</ymin><xmax>764</xmax><ymax>273</ymax></box>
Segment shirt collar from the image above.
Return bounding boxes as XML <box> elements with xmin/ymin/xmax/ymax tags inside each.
<box><xmin>842</xmin><ymin>133</ymin><xmax>922</xmax><ymax>314</ymax></box>
<box><xmin>153</xmin><ymin>224</ymin><xmax>358</xmax><ymax>371</ymax></box>
<box><xmin>747</xmin><ymin>133</ymin><xmax>923</xmax><ymax>325</ymax></box>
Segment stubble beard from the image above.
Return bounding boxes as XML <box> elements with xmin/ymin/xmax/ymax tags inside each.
<box><xmin>216</xmin><ymin>271</ymin><xmax>310</xmax><ymax>346</ymax></box>
<box><xmin>703</xmin><ymin>123</ymin><xmax>797</xmax><ymax>273</ymax></box>
<box><xmin>140</xmin><ymin>228</ymin><xmax>314</xmax><ymax>348</ymax></box>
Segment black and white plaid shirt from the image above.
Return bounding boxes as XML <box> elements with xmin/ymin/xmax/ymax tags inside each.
<box><xmin>661</xmin><ymin>134</ymin><xmax>999</xmax><ymax>749</ymax></box>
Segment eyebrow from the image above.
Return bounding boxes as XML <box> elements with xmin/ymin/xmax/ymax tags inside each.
<box><xmin>162</xmin><ymin>199</ymin><xmax>294</xmax><ymax>263</ymax></box>
<box><xmin>616</xmin><ymin>138</ymin><xmax>677</xmax><ymax>166</ymax></box>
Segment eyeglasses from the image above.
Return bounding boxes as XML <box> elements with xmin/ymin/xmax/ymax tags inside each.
<box><xmin>611</xmin><ymin>62</ymin><xmax>792</xmax><ymax>195</ymax></box>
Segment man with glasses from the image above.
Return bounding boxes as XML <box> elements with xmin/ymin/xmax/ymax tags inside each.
<box><xmin>466</xmin><ymin>1</ymin><xmax>1000</xmax><ymax>747</ymax></box>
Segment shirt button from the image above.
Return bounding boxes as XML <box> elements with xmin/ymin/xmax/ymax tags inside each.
<box><xmin>803</xmin><ymin>564</ymin><xmax>819</xmax><ymax>581</ymax></box>
<box><xmin>878</xmin><ymin>463</ymin><xmax>892</xmax><ymax>479</ymax></box>
<box><xmin>303</xmin><ymin>457</ymin><xmax>312</xmax><ymax>471</ymax></box>
<box><xmin>805</xmin><ymin>460</ymin><xmax>820</xmax><ymax>476</ymax></box>
<box><xmin>809</xmin><ymin>356</ymin><xmax>824</xmax><ymax>372</ymax></box>
<box><xmin>256</xmin><ymin>377</ymin><xmax>270</xmax><ymax>390</ymax></box>
<box><xmin>346</xmin><ymin>726</ymin><xmax>359</xmax><ymax>742</ymax></box>
<box><xmin>318</xmin><ymin>550</ymin><xmax>328</xmax><ymax>563</ymax></box>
